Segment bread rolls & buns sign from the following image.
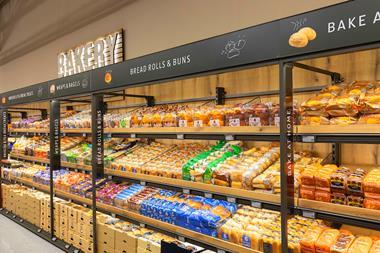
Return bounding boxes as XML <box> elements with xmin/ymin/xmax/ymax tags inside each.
<box><xmin>280</xmin><ymin>0</ymin><xmax>380</xmax><ymax>56</ymax></box>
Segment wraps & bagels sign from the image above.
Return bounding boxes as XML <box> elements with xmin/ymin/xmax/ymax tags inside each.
<box><xmin>57</xmin><ymin>29</ymin><xmax>124</xmax><ymax>77</ymax></box>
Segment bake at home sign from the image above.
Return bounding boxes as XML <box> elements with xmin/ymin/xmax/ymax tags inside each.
<box><xmin>57</xmin><ymin>30</ymin><xmax>123</xmax><ymax>77</ymax></box>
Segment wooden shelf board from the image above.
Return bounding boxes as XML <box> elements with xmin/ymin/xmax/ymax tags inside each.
<box><xmin>6</xmin><ymin>176</ymin><xmax>259</xmax><ymax>253</ymax></box>
<box><xmin>296</xmin><ymin>124</ymin><xmax>380</xmax><ymax>134</ymax></box>
<box><xmin>105</xmin><ymin>169</ymin><xmax>280</xmax><ymax>204</ymax></box>
<box><xmin>297</xmin><ymin>198</ymin><xmax>380</xmax><ymax>222</ymax></box>
<box><xmin>9</xmin><ymin>153</ymin><xmax>92</xmax><ymax>171</ymax></box>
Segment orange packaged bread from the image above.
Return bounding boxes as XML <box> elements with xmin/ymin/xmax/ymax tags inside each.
<box><xmin>301</xmin><ymin>164</ymin><xmax>321</xmax><ymax>186</ymax></box>
<box><xmin>300</xmin><ymin>185</ymin><xmax>316</xmax><ymax>200</ymax></box>
<box><xmin>359</xmin><ymin>81</ymin><xmax>380</xmax><ymax>114</ymax></box>
<box><xmin>316</xmin><ymin>164</ymin><xmax>338</xmax><ymax>188</ymax></box>
<box><xmin>364</xmin><ymin>198</ymin><xmax>380</xmax><ymax>210</ymax></box>
<box><xmin>300</xmin><ymin>225</ymin><xmax>326</xmax><ymax>253</ymax></box>
<box><xmin>315</xmin><ymin>190</ymin><xmax>331</xmax><ymax>203</ymax></box>
<box><xmin>330</xmin><ymin>117</ymin><xmax>357</xmax><ymax>125</ymax></box>
<box><xmin>315</xmin><ymin>228</ymin><xmax>340</xmax><ymax>253</ymax></box>
<box><xmin>364</xmin><ymin>169</ymin><xmax>380</xmax><ymax>194</ymax></box>
<box><xmin>348</xmin><ymin>236</ymin><xmax>373</xmax><ymax>253</ymax></box>
<box><xmin>370</xmin><ymin>240</ymin><xmax>380</xmax><ymax>253</ymax></box>
<box><xmin>330</xmin><ymin>230</ymin><xmax>355</xmax><ymax>253</ymax></box>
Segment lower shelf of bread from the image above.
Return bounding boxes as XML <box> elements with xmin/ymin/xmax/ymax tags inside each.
<box><xmin>105</xmin><ymin>169</ymin><xmax>281</xmax><ymax>204</ymax></box>
<box><xmin>297</xmin><ymin>198</ymin><xmax>380</xmax><ymax>221</ymax></box>
<box><xmin>7</xmin><ymin>176</ymin><xmax>260</xmax><ymax>253</ymax></box>
<box><xmin>9</xmin><ymin>153</ymin><xmax>92</xmax><ymax>171</ymax></box>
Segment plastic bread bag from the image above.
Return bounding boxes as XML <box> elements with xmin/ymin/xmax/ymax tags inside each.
<box><xmin>330</xmin><ymin>116</ymin><xmax>357</xmax><ymax>125</ymax></box>
<box><xmin>330</xmin><ymin>230</ymin><xmax>355</xmax><ymax>253</ymax></box>
<box><xmin>315</xmin><ymin>228</ymin><xmax>341</xmax><ymax>253</ymax></box>
<box><xmin>300</xmin><ymin>225</ymin><xmax>326</xmax><ymax>252</ymax></box>
<box><xmin>301</xmin><ymin>116</ymin><xmax>330</xmax><ymax>125</ymax></box>
<box><xmin>348</xmin><ymin>236</ymin><xmax>373</xmax><ymax>253</ymax></box>
<box><xmin>363</xmin><ymin>169</ymin><xmax>380</xmax><ymax>194</ymax></box>
<box><xmin>370</xmin><ymin>240</ymin><xmax>380</xmax><ymax>253</ymax></box>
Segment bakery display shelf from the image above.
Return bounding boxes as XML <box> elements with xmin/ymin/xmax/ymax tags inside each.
<box><xmin>9</xmin><ymin>153</ymin><xmax>92</xmax><ymax>172</ymax></box>
<box><xmin>0</xmin><ymin>208</ymin><xmax>81</xmax><ymax>253</ymax></box>
<box><xmin>105</xmin><ymin>169</ymin><xmax>281</xmax><ymax>210</ymax></box>
<box><xmin>295</xmin><ymin>199</ymin><xmax>380</xmax><ymax>231</ymax></box>
<box><xmin>7</xmin><ymin>177</ymin><xmax>260</xmax><ymax>253</ymax></box>
<box><xmin>295</xmin><ymin>125</ymin><xmax>380</xmax><ymax>143</ymax></box>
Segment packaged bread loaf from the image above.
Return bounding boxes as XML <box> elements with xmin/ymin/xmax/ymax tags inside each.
<box><xmin>315</xmin><ymin>190</ymin><xmax>331</xmax><ymax>202</ymax></box>
<box><xmin>330</xmin><ymin>117</ymin><xmax>357</xmax><ymax>125</ymax></box>
<box><xmin>316</xmin><ymin>164</ymin><xmax>338</xmax><ymax>189</ymax></box>
<box><xmin>370</xmin><ymin>240</ymin><xmax>380</xmax><ymax>253</ymax></box>
<box><xmin>301</xmin><ymin>116</ymin><xmax>330</xmax><ymax>125</ymax></box>
<box><xmin>347</xmin><ymin>169</ymin><xmax>367</xmax><ymax>196</ymax></box>
<box><xmin>364</xmin><ymin>198</ymin><xmax>380</xmax><ymax>210</ymax></box>
<box><xmin>347</xmin><ymin>195</ymin><xmax>364</xmax><ymax>207</ymax></box>
<box><xmin>348</xmin><ymin>236</ymin><xmax>373</xmax><ymax>253</ymax></box>
<box><xmin>331</xmin><ymin>167</ymin><xmax>351</xmax><ymax>193</ymax></box>
<box><xmin>331</xmin><ymin>192</ymin><xmax>347</xmax><ymax>205</ymax></box>
<box><xmin>358</xmin><ymin>114</ymin><xmax>380</xmax><ymax>124</ymax></box>
<box><xmin>359</xmin><ymin>81</ymin><xmax>380</xmax><ymax>114</ymax></box>
<box><xmin>364</xmin><ymin>169</ymin><xmax>380</xmax><ymax>194</ymax></box>
<box><xmin>330</xmin><ymin>230</ymin><xmax>355</xmax><ymax>253</ymax></box>
<box><xmin>300</xmin><ymin>225</ymin><xmax>326</xmax><ymax>253</ymax></box>
<box><xmin>315</xmin><ymin>228</ymin><xmax>340</xmax><ymax>253</ymax></box>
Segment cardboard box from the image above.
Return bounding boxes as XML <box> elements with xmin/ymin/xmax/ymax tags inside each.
<box><xmin>98</xmin><ymin>244</ymin><xmax>115</xmax><ymax>253</ymax></box>
<box><xmin>97</xmin><ymin>223</ymin><xmax>115</xmax><ymax>248</ymax></box>
<box><xmin>115</xmin><ymin>230</ymin><xmax>137</xmax><ymax>251</ymax></box>
<box><xmin>137</xmin><ymin>238</ymin><xmax>160</xmax><ymax>253</ymax></box>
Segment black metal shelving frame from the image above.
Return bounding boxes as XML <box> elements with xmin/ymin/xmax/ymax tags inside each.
<box><xmin>1</xmin><ymin>1</ymin><xmax>380</xmax><ymax>252</ymax></box>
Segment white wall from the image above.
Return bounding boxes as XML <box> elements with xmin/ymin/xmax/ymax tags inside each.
<box><xmin>0</xmin><ymin>0</ymin><xmax>345</xmax><ymax>92</ymax></box>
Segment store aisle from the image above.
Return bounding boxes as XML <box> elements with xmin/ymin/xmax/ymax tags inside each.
<box><xmin>0</xmin><ymin>214</ymin><xmax>64</xmax><ymax>253</ymax></box>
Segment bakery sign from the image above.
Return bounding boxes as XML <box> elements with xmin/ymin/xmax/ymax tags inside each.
<box><xmin>58</xmin><ymin>29</ymin><xmax>124</xmax><ymax>77</ymax></box>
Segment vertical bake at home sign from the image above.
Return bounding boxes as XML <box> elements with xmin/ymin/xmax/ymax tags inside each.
<box><xmin>57</xmin><ymin>29</ymin><xmax>123</xmax><ymax>77</ymax></box>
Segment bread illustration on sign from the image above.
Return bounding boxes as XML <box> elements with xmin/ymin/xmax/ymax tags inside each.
<box><xmin>289</xmin><ymin>27</ymin><xmax>317</xmax><ymax>48</ymax></box>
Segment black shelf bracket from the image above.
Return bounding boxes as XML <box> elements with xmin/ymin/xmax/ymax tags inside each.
<box><xmin>102</xmin><ymin>91</ymin><xmax>155</xmax><ymax>107</ymax></box>
<box><xmin>215</xmin><ymin>87</ymin><xmax>226</xmax><ymax>105</ymax></box>
<box><xmin>332</xmin><ymin>143</ymin><xmax>341</xmax><ymax>166</ymax></box>
<box><xmin>292</xmin><ymin>62</ymin><xmax>344</xmax><ymax>84</ymax></box>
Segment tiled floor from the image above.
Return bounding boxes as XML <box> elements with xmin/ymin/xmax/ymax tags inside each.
<box><xmin>0</xmin><ymin>214</ymin><xmax>63</xmax><ymax>253</ymax></box>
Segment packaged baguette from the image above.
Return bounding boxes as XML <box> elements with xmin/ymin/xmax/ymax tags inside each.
<box><xmin>348</xmin><ymin>236</ymin><xmax>373</xmax><ymax>253</ymax></box>
<box><xmin>330</xmin><ymin>230</ymin><xmax>355</xmax><ymax>253</ymax></box>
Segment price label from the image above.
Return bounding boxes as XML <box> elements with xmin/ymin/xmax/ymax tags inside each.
<box><xmin>178</xmin><ymin>120</ymin><xmax>187</xmax><ymax>127</ymax></box>
<box><xmin>225</xmin><ymin>135</ymin><xmax>234</xmax><ymax>141</ymax></box>
<box><xmin>106</xmin><ymin>133</ymin><xmax>112</xmax><ymax>138</ymax></box>
<box><xmin>249</xmin><ymin>117</ymin><xmax>261</xmax><ymax>126</ymax></box>
<box><xmin>108</xmin><ymin>175</ymin><xmax>113</xmax><ymax>180</ymax></box>
<box><xmin>177</xmin><ymin>134</ymin><xmax>184</xmax><ymax>140</ymax></box>
<box><xmin>140</xmin><ymin>223</ymin><xmax>146</xmax><ymax>228</ymax></box>
<box><xmin>209</xmin><ymin>119</ymin><xmax>220</xmax><ymax>127</ymax></box>
<box><xmin>131</xmin><ymin>134</ymin><xmax>136</xmax><ymax>138</ymax></box>
<box><xmin>82</xmin><ymin>133</ymin><xmax>87</xmax><ymax>137</ymax></box>
<box><xmin>62</xmin><ymin>133</ymin><xmax>66</xmax><ymax>137</ymax></box>
<box><xmin>140</xmin><ymin>181</ymin><xmax>146</xmax><ymax>186</ymax></box>
<box><xmin>183</xmin><ymin>189</ymin><xmax>190</xmax><ymax>194</ymax></box>
<box><xmin>302</xmin><ymin>136</ymin><xmax>315</xmax><ymax>143</ymax></box>
<box><xmin>204</xmin><ymin>193</ymin><xmax>212</xmax><ymax>198</ymax></box>
<box><xmin>217</xmin><ymin>250</ymin><xmax>226</xmax><ymax>253</ymax></box>
<box><xmin>194</xmin><ymin>120</ymin><xmax>203</xmax><ymax>127</ymax></box>
<box><xmin>111</xmin><ymin>213</ymin><xmax>116</xmax><ymax>218</ymax></box>
<box><xmin>227</xmin><ymin>197</ymin><xmax>236</xmax><ymax>203</ymax></box>
<box><xmin>178</xmin><ymin>236</ymin><xmax>185</xmax><ymax>242</ymax></box>
<box><xmin>251</xmin><ymin>201</ymin><xmax>262</xmax><ymax>209</ymax></box>
<box><xmin>303</xmin><ymin>210</ymin><xmax>316</xmax><ymax>219</ymax></box>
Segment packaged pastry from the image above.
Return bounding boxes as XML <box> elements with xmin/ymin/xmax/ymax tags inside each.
<box><xmin>358</xmin><ymin>114</ymin><xmax>380</xmax><ymax>124</ymax></box>
<box><xmin>330</xmin><ymin>117</ymin><xmax>357</xmax><ymax>125</ymax></box>
<box><xmin>347</xmin><ymin>169</ymin><xmax>367</xmax><ymax>196</ymax></box>
<box><xmin>359</xmin><ymin>81</ymin><xmax>380</xmax><ymax>114</ymax></box>
<box><xmin>315</xmin><ymin>190</ymin><xmax>331</xmax><ymax>202</ymax></box>
<box><xmin>245</xmin><ymin>103</ymin><xmax>271</xmax><ymax>126</ymax></box>
<box><xmin>225</xmin><ymin>106</ymin><xmax>246</xmax><ymax>127</ymax></box>
<box><xmin>370</xmin><ymin>240</ymin><xmax>380</xmax><ymax>253</ymax></box>
<box><xmin>331</xmin><ymin>167</ymin><xmax>351</xmax><ymax>193</ymax></box>
<box><xmin>364</xmin><ymin>198</ymin><xmax>380</xmax><ymax>210</ymax></box>
<box><xmin>348</xmin><ymin>236</ymin><xmax>373</xmax><ymax>253</ymax></box>
<box><xmin>209</xmin><ymin>106</ymin><xmax>226</xmax><ymax>127</ymax></box>
<box><xmin>300</xmin><ymin>225</ymin><xmax>326</xmax><ymax>253</ymax></box>
<box><xmin>315</xmin><ymin>229</ymin><xmax>340</xmax><ymax>253</ymax></box>
<box><xmin>364</xmin><ymin>169</ymin><xmax>380</xmax><ymax>194</ymax></box>
<box><xmin>330</xmin><ymin>230</ymin><xmax>355</xmax><ymax>253</ymax></box>
<box><xmin>347</xmin><ymin>195</ymin><xmax>364</xmax><ymax>208</ymax></box>
<box><xmin>331</xmin><ymin>192</ymin><xmax>347</xmax><ymax>205</ymax></box>
<box><xmin>301</xmin><ymin>116</ymin><xmax>330</xmax><ymax>125</ymax></box>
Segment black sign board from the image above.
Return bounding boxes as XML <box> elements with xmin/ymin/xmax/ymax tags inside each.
<box><xmin>1</xmin><ymin>82</ymin><xmax>49</xmax><ymax>106</ymax></box>
<box><xmin>49</xmin><ymin>100</ymin><xmax>61</xmax><ymax>170</ymax></box>
<box><xmin>0</xmin><ymin>109</ymin><xmax>8</xmax><ymax>159</ymax></box>
<box><xmin>2</xmin><ymin>1</ymin><xmax>380</xmax><ymax>106</ymax></box>
<box><xmin>48</xmin><ymin>72</ymin><xmax>91</xmax><ymax>98</ymax></box>
<box><xmin>92</xmin><ymin>94</ymin><xmax>104</xmax><ymax>178</ymax></box>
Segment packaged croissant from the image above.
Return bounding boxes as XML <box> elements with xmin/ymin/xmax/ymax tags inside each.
<box><xmin>301</xmin><ymin>85</ymin><xmax>343</xmax><ymax>116</ymax></box>
<box><xmin>348</xmin><ymin>236</ymin><xmax>373</xmax><ymax>253</ymax></box>
<box><xmin>330</xmin><ymin>117</ymin><xmax>358</xmax><ymax>125</ymax></box>
<box><xmin>301</xmin><ymin>116</ymin><xmax>330</xmax><ymax>125</ymax></box>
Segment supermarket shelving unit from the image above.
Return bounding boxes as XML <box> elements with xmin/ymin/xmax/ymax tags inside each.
<box><xmin>1</xmin><ymin>1</ymin><xmax>380</xmax><ymax>252</ymax></box>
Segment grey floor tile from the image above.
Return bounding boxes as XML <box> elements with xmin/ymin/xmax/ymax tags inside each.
<box><xmin>0</xmin><ymin>214</ymin><xmax>64</xmax><ymax>253</ymax></box>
